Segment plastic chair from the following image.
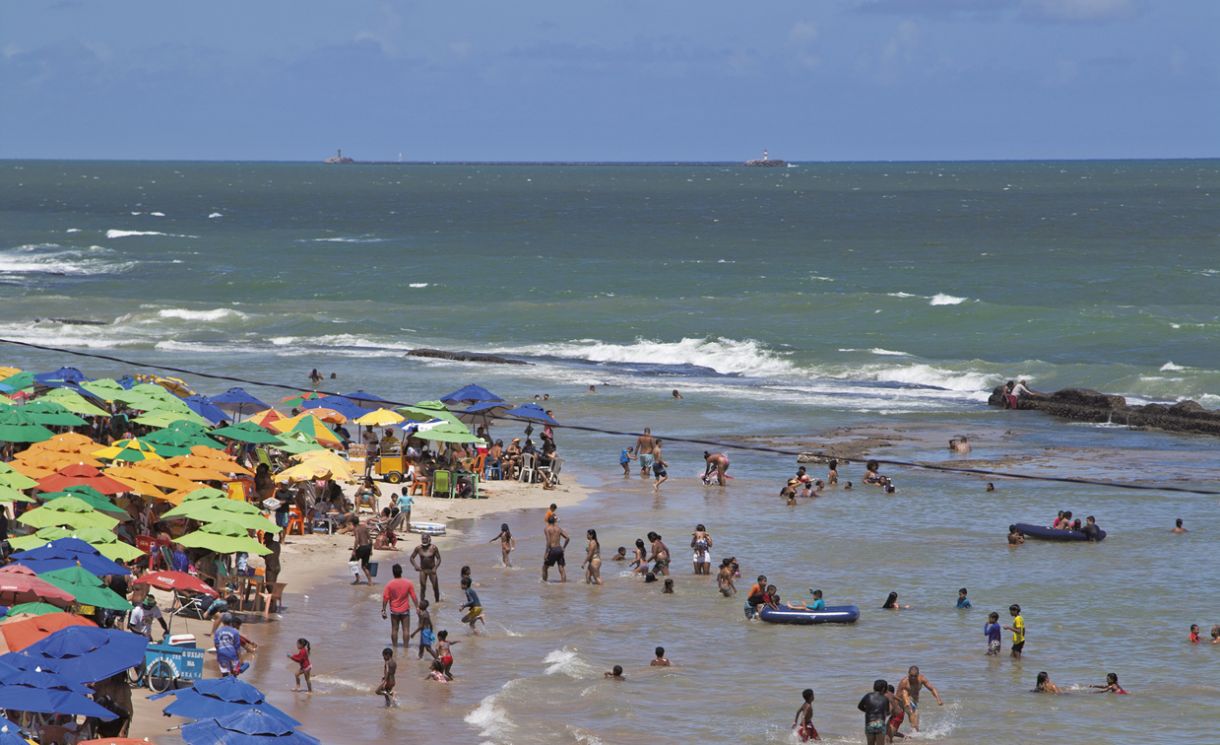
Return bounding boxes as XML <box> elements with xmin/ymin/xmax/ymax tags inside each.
<box><xmin>517</xmin><ymin>453</ymin><xmax>536</xmax><ymax>484</ymax></box>
<box><xmin>483</xmin><ymin>459</ymin><xmax>503</xmax><ymax>481</ymax></box>
<box><xmin>285</xmin><ymin>506</ymin><xmax>305</xmax><ymax>536</ymax></box>
<box><xmin>431</xmin><ymin>470</ymin><xmax>452</xmax><ymax>498</ymax></box>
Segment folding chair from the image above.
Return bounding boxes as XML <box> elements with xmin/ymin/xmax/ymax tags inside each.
<box><xmin>431</xmin><ymin>470</ymin><xmax>453</xmax><ymax>498</ymax></box>
<box><xmin>517</xmin><ymin>453</ymin><xmax>536</xmax><ymax>484</ymax></box>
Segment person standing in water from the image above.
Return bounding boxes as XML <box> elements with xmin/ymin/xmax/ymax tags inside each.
<box><xmin>652</xmin><ymin>439</ymin><xmax>669</xmax><ymax>492</ymax></box>
<box><xmin>542</xmin><ymin>514</ymin><xmax>570</xmax><ymax>583</ymax></box>
<box><xmin>409</xmin><ymin>534</ymin><xmax>442</xmax><ymax>602</ymax></box>
<box><xmin>702</xmin><ymin>451</ymin><xmax>730</xmax><ymax>485</ymax></box>
<box><xmin>582</xmin><ymin>529</ymin><xmax>603</xmax><ymax>585</ymax></box>
<box><xmin>380</xmin><ymin>563</ymin><xmax>418</xmax><ymax>647</ymax></box>
<box><xmin>793</xmin><ymin>688</ymin><xmax>819</xmax><ymax>742</ymax></box>
<box><xmin>691</xmin><ymin>524</ymin><xmax>712</xmax><ymax>574</ymax></box>
<box><xmin>489</xmin><ymin>523</ymin><xmax>515</xmax><ymax>567</ymax></box>
<box><xmin>635</xmin><ymin>428</ymin><xmax>656</xmax><ymax>478</ymax></box>
<box><xmin>1004</xmin><ymin>604</ymin><xmax>1026</xmax><ymax>658</ymax></box>
<box><xmin>857</xmin><ymin>679</ymin><xmax>889</xmax><ymax>745</ymax></box>
<box><xmin>895</xmin><ymin>666</ymin><xmax>943</xmax><ymax>732</ymax></box>
<box><xmin>375</xmin><ymin>647</ymin><xmax>397</xmax><ymax>707</ymax></box>
<box><xmin>647</xmin><ymin>531</ymin><xmax>670</xmax><ymax>577</ymax></box>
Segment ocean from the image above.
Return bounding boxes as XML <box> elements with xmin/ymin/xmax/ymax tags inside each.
<box><xmin>2</xmin><ymin>159</ymin><xmax>1219</xmax><ymax>743</ymax></box>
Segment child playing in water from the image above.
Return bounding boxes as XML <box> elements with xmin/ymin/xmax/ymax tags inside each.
<box><xmin>662</xmin><ymin>578</ymin><xmax>674</xmax><ymax>594</ymax></box>
<box><xmin>619</xmin><ymin>446</ymin><xmax>635</xmax><ymax>475</ymax></box>
<box><xmin>611</xmin><ymin>546</ymin><xmax>627</xmax><ymax>561</ymax></box>
<box><xmin>374</xmin><ymin>647</ymin><xmax>397</xmax><ymax>707</ymax></box>
<box><xmin>651</xmin><ymin>646</ymin><xmax>671</xmax><ymax>666</ymax></box>
<box><xmin>1190</xmin><ymin>624</ymin><xmax>1200</xmax><ymax>643</ymax></box>
<box><xmin>984</xmin><ymin>612</ymin><xmax>1002</xmax><ymax>655</ymax></box>
<box><xmin>435</xmin><ymin>630</ymin><xmax>458</xmax><ymax>680</ymax></box>
<box><xmin>460</xmin><ymin>577</ymin><xmax>485</xmax><ymax>632</ymax></box>
<box><xmin>716</xmin><ymin>559</ymin><xmax>736</xmax><ymax>596</ymax></box>
<box><xmin>793</xmin><ymin>688</ymin><xmax>819</xmax><ymax>742</ymax></box>
<box><xmin>425</xmin><ymin>659</ymin><xmax>448</xmax><ymax>682</ymax></box>
<box><xmin>488</xmin><ymin>524</ymin><xmax>515</xmax><ymax>567</ymax></box>
<box><xmin>604</xmin><ymin>665</ymin><xmax>625</xmax><ymax>680</ymax></box>
<box><xmin>1090</xmin><ymin>672</ymin><xmax>1127</xmax><ymax>694</ymax></box>
<box><xmin>409</xmin><ymin>598</ymin><xmax>435</xmax><ymax>659</ymax></box>
<box><xmin>288</xmin><ymin>638</ymin><xmax>312</xmax><ymax>692</ymax></box>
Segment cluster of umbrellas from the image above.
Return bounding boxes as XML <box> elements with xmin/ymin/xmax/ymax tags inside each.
<box><xmin>155</xmin><ymin>676</ymin><xmax>318</xmax><ymax>744</ymax></box>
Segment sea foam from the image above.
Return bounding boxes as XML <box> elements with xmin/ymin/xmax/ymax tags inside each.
<box><xmin>156</xmin><ymin>308</ymin><xmax>248</xmax><ymax>322</ymax></box>
<box><xmin>499</xmin><ymin>337</ymin><xmax>797</xmax><ymax>378</ymax></box>
<box><xmin>929</xmin><ymin>293</ymin><xmax>968</xmax><ymax>306</ymax></box>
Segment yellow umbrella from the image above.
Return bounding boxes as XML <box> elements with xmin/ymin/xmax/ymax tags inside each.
<box><xmin>274</xmin><ymin>457</ymin><xmax>358</xmax><ymax>483</ymax></box>
<box><xmin>270</xmin><ymin>413</ymin><xmax>343</xmax><ymax>447</ymax></box>
<box><xmin>166</xmin><ymin>453</ymin><xmax>254</xmax><ymax>477</ymax></box>
<box><xmin>93</xmin><ymin>438</ymin><xmax>164</xmax><ymax>463</ymax></box>
<box><xmin>354</xmin><ymin>408</ymin><xmax>405</xmax><ymax>427</ymax></box>
<box><xmin>0</xmin><ymin>366</ymin><xmax>21</xmax><ymax>378</ymax></box>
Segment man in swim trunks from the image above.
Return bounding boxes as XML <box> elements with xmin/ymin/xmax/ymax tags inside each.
<box><xmin>652</xmin><ymin>439</ymin><xmax>668</xmax><ymax>492</ymax></box>
<box><xmin>857</xmin><ymin>679</ymin><xmax>889</xmax><ymax>745</ymax></box>
<box><xmin>895</xmin><ymin>666</ymin><xmax>942</xmax><ymax>732</ymax></box>
<box><xmin>647</xmin><ymin>531</ymin><xmax>670</xmax><ymax>577</ymax></box>
<box><xmin>409</xmin><ymin>534</ymin><xmax>442</xmax><ymax>602</ymax></box>
<box><xmin>350</xmin><ymin>516</ymin><xmax>374</xmax><ymax>585</ymax></box>
<box><xmin>381</xmin><ymin>563</ymin><xmax>418</xmax><ymax>647</ymax></box>
<box><xmin>542</xmin><ymin>515</ymin><xmax>570</xmax><ymax>582</ymax></box>
<box><xmin>636</xmin><ymin>428</ymin><xmax>656</xmax><ymax>477</ymax></box>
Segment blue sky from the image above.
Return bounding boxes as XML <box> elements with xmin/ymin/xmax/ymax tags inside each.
<box><xmin>2</xmin><ymin>0</ymin><xmax>1217</xmax><ymax>161</ymax></box>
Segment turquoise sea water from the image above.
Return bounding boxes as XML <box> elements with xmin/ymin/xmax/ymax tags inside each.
<box><xmin>2</xmin><ymin>160</ymin><xmax>1220</xmax><ymax>743</ymax></box>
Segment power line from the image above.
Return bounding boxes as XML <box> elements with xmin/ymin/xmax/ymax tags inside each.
<box><xmin>3</xmin><ymin>337</ymin><xmax>1218</xmax><ymax>496</ymax></box>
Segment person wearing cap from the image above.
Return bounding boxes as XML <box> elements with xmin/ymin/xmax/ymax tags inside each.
<box><xmin>128</xmin><ymin>594</ymin><xmax>168</xmax><ymax>640</ymax></box>
<box><xmin>215</xmin><ymin>614</ymin><xmax>245</xmax><ymax>676</ymax></box>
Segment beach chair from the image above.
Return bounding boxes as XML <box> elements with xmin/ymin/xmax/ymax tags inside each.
<box><xmin>483</xmin><ymin>458</ymin><xmax>503</xmax><ymax>481</ymax></box>
<box><xmin>517</xmin><ymin>453</ymin><xmax>537</xmax><ymax>484</ymax></box>
<box><xmin>256</xmin><ymin>581</ymin><xmax>288</xmax><ymax>618</ymax></box>
<box><xmin>285</xmin><ymin>506</ymin><xmax>305</xmax><ymax>536</ymax></box>
<box><xmin>538</xmin><ymin>456</ymin><xmax>563</xmax><ymax>486</ymax></box>
<box><xmin>431</xmin><ymin>470</ymin><xmax>453</xmax><ymax>498</ymax></box>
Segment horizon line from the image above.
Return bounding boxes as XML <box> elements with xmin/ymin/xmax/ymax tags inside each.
<box><xmin>2</xmin><ymin>156</ymin><xmax>1219</xmax><ymax>166</ymax></box>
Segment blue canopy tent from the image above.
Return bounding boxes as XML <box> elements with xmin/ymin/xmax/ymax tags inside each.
<box><xmin>10</xmin><ymin>538</ymin><xmax>131</xmax><ymax>577</ymax></box>
<box><xmin>0</xmin><ymin>667</ymin><xmax>117</xmax><ymax>720</ymax></box>
<box><xmin>440</xmin><ymin>384</ymin><xmax>504</xmax><ymax>406</ymax></box>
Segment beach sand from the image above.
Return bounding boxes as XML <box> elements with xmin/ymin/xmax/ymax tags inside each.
<box><xmin>126</xmin><ymin>475</ymin><xmax>589</xmax><ymax>742</ymax></box>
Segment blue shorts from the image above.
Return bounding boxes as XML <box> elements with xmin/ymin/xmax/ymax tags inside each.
<box><xmin>421</xmin><ymin>628</ymin><xmax>435</xmax><ymax>647</ymax></box>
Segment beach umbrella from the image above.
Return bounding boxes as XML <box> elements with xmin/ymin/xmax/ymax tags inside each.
<box><xmin>0</xmin><ymin>368</ymin><xmax>19</xmax><ymax>379</ymax></box>
<box><xmin>248</xmin><ymin>408</ymin><xmax>285</xmax><ymax>430</ymax></box>
<box><xmin>0</xmin><ymin>372</ymin><xmax>34</xmax><ymax>394</ymax></box>
<box><xmin>273</xmin><ymin>459</ymin><xmax>348</xmax><ymax>484</ymax></box>
<box><xmin>79</xmin><ymin>739</ymin><xmax>152</xmax><ymax>745</ymax></box>
<box><xmin>10</xmin><ymin>538</ymin><xmax>130</xmax><ymax>576</ymax></box>
<box><xmin>0</xmin><ymin>407</ymin><xmax>53</xmax><ymax>444</ymax></box>
<box><xmin>17</xmin><ymin>497</ymin><xmax>121</xmax><ymax>531</ymax></box>
<box><xmin>0</xmin><ymin>485</ymin><xmax>36</xmax><ymax>504</ymax></box>
<box><xmin>14</xmin><ymin>448</ymin><xmax>104</xmax><ymax>472</ymax></box>
<box><xmin>409</xmin><ymin>421</ymin><xmax>480</xmax><ymax>444</ymax></box>
<box><xmin>39</xmin><ymin>567</ymin><xmax>131</xmax><ymax>611</ymax></box>
<box><xmin>33</xmin><ymin>367</ymin><xmax>90</xmax><ymax>387</ymax></box>
<box><xmin>396</xmin><ymin>400</ymin><xmax>463</xmax><ymax>427</ymax></box>
<box><xmin>38</xmin><ymin>463</ymin><xmax>131</xmax><ymax>495</ymax></box>
<box><xmin>142</xmin><ymin>425</ymin><xmax>223</xmax><ymax>455</ymax></box>
<box><xmin>208</xmin><ymin>388</ymin><xmax>270</xmax><ymax>420</ymax></box>
<box><xmin>0</xmin><ymin>613</ymin><xmax>97</xmax><ymax>653</ymax></box>
<box><xmin>175</xmin><ymin>486</ymin><xmax>229</xmax><ymax>502</ymax></box>
<box><xmin>179</xmin><ymin>395</ymin><xmax>229</xmax><ymax>426</ymax></box>
<box><xmin>40</xmin><ymin>488</ymin><xmax>126</xmax><ymax>515</ymax></box>
<box><xmin>302</xmin><ymin>396</ymin><xmax>366</xmax><ymax>421</ymax></box>
<box><xmin>134</xmin><ymin>409</ymin><xmax>209</xmax><ymax>428</ymax></box>
<box><xmin>132</xmin><ymin>570</ymin><xmax>217</xmax><ymax>598</ymax></box>
<box><xmin>79</xmin><ymin>379</ymin><xmax>125</xmax><ymax>401</ymax></box>
<box><xmin>157</xmin><ymin>675</ymin><xmax>299</xmax><ymax>725</ymax></box>
<box><xmin>40</xmin><ymin>388</ymin><xmax>109</xmax><ymax>418</ymax></box>
<box><xmin>458</xmin><ymin>400</ymin><xmax>508</xmax><ymax>432</ymax></box>
<box><xmin>8</xmin><ymin>528</ymin><xmax>144</xmax><ymax>564</ymax></box>
<box><xmin>273</xmin><ymin>432</ymin><xmax>325</xmax><ymax>455</ymax></box>
<box><xmin>0</xmin><ymin>723</ymin><xmax>28</xmax><ymax>745</ymax></box>
<box><xmin>439</xmin><ymin>384</ymin><xmax>504</xmax><ymax>406</ymax></box>
<box><xmin>0</xmin><ymin>666</ymin><xmax>117</xmax><ymax>719</ymax></box>
<box><xmin>210</xmin><ymin>421</ymin><xmax>282</xmax><ymax>444</ymax></box>
<box><xmin>17</xmin><ymin>401</ymin><xmax>86</xmax><ymax>428</ymax></box>
<box><xmin>502</xmin><ymin>402</ymin><xmax>558</xmax><ymax>425</ymax></box>
<box><xmin>171</xmin><ymin>505</ymin><xmax>280</xmax><ymax>534</ymax></box>
<box><xmin>112</xmin><ymin>463</ymin><xmax>200</xmax><ymax>491</ymax></box>
<box><xmin>176</xmin><ymin>522</ymin><xmax>271</xmax><ymax>556</ymax></box>
<box><xmin>180</xmin><ymin>707</ymin><xmax>318</xmax><ymax>745</ymax></box>
<box><xmin>14</xmin><ymin>626</ymin><xmax>147</xmax><ymax>683</ymax></box>
<box><xmin>0</xmin><ymin>464</ymin><xmax>37</xmax><ymax>491</ymax></box>
<box><xmin>270</xmin><ymin>414</ymin><xmax>342</xmax><ymax>447</ymax></box>
<box><xmin>0</xmin><ymin>572</ymin><xmax>74</xmax><ymax>608</ymax></box>
<box><xmin>354</xmin><ymin>408</ymin><xmax>404</xmax><ymax>427</ymax></box>
<box><xmin>278</xmin><ymin>391</ymin><xmax>325</xmax><ymax>408</ymax></box>
<box><xmin>4</xmin><ymin>602</ymin><xmax>63</xmax><ymax>617</ymax></box>
<box><xmin>25</xmin><ymin>432</ymin><xmax>99</xmax><ymax>455</ymax></box>
<box><xmin>341</xmin><ymin>390</ymin><xmax>390</xmax><ymax>410</ymax></box>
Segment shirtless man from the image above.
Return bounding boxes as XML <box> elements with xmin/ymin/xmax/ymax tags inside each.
<box><xmin>542</xmin><ymin>515</ymin><xmax>570</xmax><ymax>583</ymax></box>
<box><xmin>894</xmin><ymin>666</ymin><xmax>943</xmax><ymax>732</ymax></box>
<box><xmin>703</xmin><ymin>451</ymin><xmax>730</xmax><ymax>486</ymax></box>
<box><xmin>635</xmin><ymin>428</ymin><xmax>656</xmax><ymax>478</ymax></box>
<box><xmin>409</xmin><ymin>534</ymin><xmax>442</xmax><ymax>602</ymax></box>
<box><xmin>647</xmin><ymin>531</ymin><xmax>670</xmax><ymax>577</ymax></box>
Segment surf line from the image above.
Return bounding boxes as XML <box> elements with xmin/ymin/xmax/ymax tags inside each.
<box><xmin>3</xmin><ymin>337</ymin><xmax>1217</xmax><ymax>497</ymax></box>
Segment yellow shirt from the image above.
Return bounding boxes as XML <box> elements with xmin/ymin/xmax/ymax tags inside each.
<box><xmin>1012</xmin><ymin>615</ymin><xmax>1025</xmax><ymax>644</ymax></box>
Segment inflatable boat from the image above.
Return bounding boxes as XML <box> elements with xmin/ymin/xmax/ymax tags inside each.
<box><xmin>408</xmin><ymin>521</ymin><xmax>446</xmax><ymax>536</ymax></box>
<box><xmin>1014</xmin><ymin>523</ymin><xmax>1106</xmax><ymax>542</ymax></box>
<box><xmin>759</xmin><ymin>604</ymin><xmax>859</xmax><ymax>625</ymax></box>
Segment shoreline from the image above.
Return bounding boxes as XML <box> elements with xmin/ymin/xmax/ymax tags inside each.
<box><xmin>126</xmin><ymin>474</ymin><xmax>592</xmax><ymax>742</ymax></box>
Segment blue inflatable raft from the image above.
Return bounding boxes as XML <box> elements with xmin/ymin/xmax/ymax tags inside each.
<box><xmin>1015</xmin><ymin>522</ymin><xmax>1106</xmax><ymax>542</ymax></box>
<box><xmin>759</xmin><ymin>605</ymin><xmax>859</xmax><ymax>625</ymax></box>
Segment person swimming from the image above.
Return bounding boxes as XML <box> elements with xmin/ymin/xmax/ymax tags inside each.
<box><xmin>1034</xmin><ymin>671</ymin><xmax>1061</xmax><ymax>694</ymax></box>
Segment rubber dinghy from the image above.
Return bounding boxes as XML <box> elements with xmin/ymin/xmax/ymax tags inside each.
<box><xmin>1014</xmin><ymin>523</ymin><xmax>1106</xmax><ymax>542</ymax></box>
<box><xmin>759</xmin><ymin>605</ymin><xmax>859</xmax><ymax>625</ymax></box>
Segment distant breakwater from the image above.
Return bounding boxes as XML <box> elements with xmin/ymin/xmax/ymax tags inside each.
<box><xmin>989</xmin><ymin>387</ymin><xmax>1220</xmax><ymax>437</ymax></box>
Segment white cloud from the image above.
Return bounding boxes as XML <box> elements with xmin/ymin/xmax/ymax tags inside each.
<box><xmin>1020</xmin><ymin>0</ymin><xmax>1141</xmax><ymax>23</ymax></box>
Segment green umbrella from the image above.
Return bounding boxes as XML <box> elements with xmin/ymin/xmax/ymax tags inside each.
<box><xmin>39</xmin><ymin>489</ymin><xmax>127</xmax><ymax>516</ymax></box>
<box><xmin>8</xmin><ymin>527</ymin><xmax>74</xmax><ymax>551</ymax></box>
<box><xmin>178</xmin><ymin>487</ymin><xmax>228</xmax><ymax>503</ymax></box>
<box><xmin>41</xmin><ymin>388</ymin><xmax>110</xmax><ymax>418</ymax></box>
<box><xmin>0</xmin><ymin>371</ymin><xmax>35</xmax><ymax>391</ymax></box>
<box><xmin>274</xmin><ymin>431</ymin><xmax>324</xmax><ymax>454</ymax></box>
<box><xmin>6</xmin><ymin>601</ymin><xmax>65</xmax><ymax>617</ymax></box>
<box><xmin>177</xmin><ymin>521</ymin><xmax>272</xmax><ymax>556</ymax></box>
<box><xmin>413</xmin><ymin>421</ymin><xmax>480</xmax><ymax>444</ymax></box>
<box><xmin>143</xmin><ymin>427</ymin><xmax>222</xmax><ymax>455</ymax></box>
<box><xmin>210</xmin><ymin>421</ymin><xmax>283</xmax><ymax>444</ymax></box>
<box><xmin>19</xmin><ymin>400</ymin><xmax>88</xmax><ymax>427</ymax></box>
<box><xmin>80</xmin><ymin>378</ymin><xmax>126</xmax><ymax>401</ymax></box>
<box><xmin>40</xmin><ymin>566</ymin><xmax>132</xmax><ymax>611</ymax></box>
<box><xmin>163</xmin><ymin>500</ymin><xmax>279</xmax><ymax>534</ymax></box>
<box><xmin>18</xmin><ymin>496</ymin><xmax>121</xmax><ymax>530</ymax></box>
<box><xmin>134</xmin><ymin>409</ymin><xmax>209</xmax><ymax>428</ymax></box>
<box><xmin>0</xmin><ymin>483</ymin><xmax>37</xmax><ymax>503</ymax></box>
<box><xmin>0</xmin><ymin>462</ymin><xmax>38</xmax><ymax>491</ymax></box>
<box><xmin>8</xmin><ymin>525</ymin><xmax>145</xmax><ymax>563</ymax></box>
<box><xmin>396</xmin><ymin>400</ymin><xmax>464</xmax><ymax>427</ymax></box>
<box><xmin>0</xmin><ymin>406</ymin><xmax>54</xmax><ymax>443</ymax></box>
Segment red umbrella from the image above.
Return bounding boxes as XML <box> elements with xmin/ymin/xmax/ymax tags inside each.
<box><xmin>0</xmin><ymin>572</ymin><xmax>75</xmax><ymax>607</ymax></box>
<box><xmin>37</xmin><ymin>463</ymin><xmax>131</xmax><ymax>496</ymax></box>
<box><xmin>133</xmin><ymin>570</ymin><xmax>218</xmax><ymax>597</ymax></box>
<box><xmin>0</xmin><ymin>565</ymin><xmax>37</xmax><ymax>577</ymax></box>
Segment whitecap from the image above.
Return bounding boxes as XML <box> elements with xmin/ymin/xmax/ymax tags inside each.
<box><xmin>1160</xmin><ymin>361</ymin><xmax>1186</xmax><ymax>371</ymax></box>
<box><xmin>65</xmin><ymin>228</ymin><xmax>81</xmax><ymax>233</ymax></box>
<box><xmin>489</xmin><ymin>337</ymin><xmax>796</xmax><ymax>379</ymax></box>
<box><xmin>465</xmin><ymin>685</ymin><xmax>517</xmax><ymax>741</ymax></box>
<box><xmin>155</xmin><ymin>308</ymin><xmax>248</xmax><ymax>322</ymax></box>
<box><xmin>149</xmin><ymin>211</ymin><xmax>166</xmax><ymax>217</ymax></box>
<box><xmin>309</xmin><ymin>236</ymin><xmax>386</xmax><ymax>243</ymax></box>
<box><xmin>929</xmin><ymin>293</ymin><xmax>968</xmax><ymax>306</ymax></box>
<box><xmin>208</xmin><ymin>212</ymin><xmax>223</xmax><ymax>219</ymax></box>
<box><xmin>542</xmin><ymin>647</ymin><xmax>596</xmax><ymax>678</ymax></box>
<box><xmin>886</xmin><ymin>291</ymin><xmax>918</xmax><ymax>298</ymax></box>
<box><xmin>408</xmin><ymin>282</ymin><xmax>430</xmax><ymax>288</ymax></box>
<box><xmin>106</xmin><ymin>229</ymin><xmax>198</xmax><ymax>239</ymax></box>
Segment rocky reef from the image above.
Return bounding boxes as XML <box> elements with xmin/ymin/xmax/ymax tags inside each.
<box><xmin>988</xmin><ymin>387</ymin><xmax>1220</xmax><ymax>436</ymax></box>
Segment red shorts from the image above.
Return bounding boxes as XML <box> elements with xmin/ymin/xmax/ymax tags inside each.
<box><xmin>797</xmin><ymin>723</ymin><xmax>819</xmax><ymax>742</ymax></box>
<box><xmin>889</xmin><ymin>710</ymin><xmax>905</xmax><ymax>729</ymax></box>
<box><xmin>441</xmin><ymin>655</ymin><xmax>453</xmax><ymax>666</ymax></box>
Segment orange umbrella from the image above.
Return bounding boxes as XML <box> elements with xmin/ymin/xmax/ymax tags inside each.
<box><xmin>37</xmin><ymin>463</ymin><xmax>131</xmax><ymax>495</ymax></box>
<box><xmin>161</xmin><ymin>453</ymin><xmax>253</xmax><ymax>477</ymax></box>
<box><xmin>0</xmin><ymin>612</ymin><xmax>95</xmax><ymax>652</ymax></box>
<box><xmin>103</xmin><ymin>473</ymin><xmax>171</xmax><ymax>500</ymax></box>
<box><xmin>247</xmin><ymin>408</ymin><xmax>284</xmax><ymax>430</ymax></box>
<box><xmin>4</xmin><ymin>460</ymin><xmax>54</xmax><ymax>479</ymax></box>
<box><xmin>111</xmin><ymin>465</ymin><xmax>200</xmax><ymax>493</ymax></box>
<box><xmin>292</xmin><ymin>407</ymin><xmax>346</xmax><ymax>424</ymax></box>
<box><xmin>14</xmin><ymin>450</ymin><xmax>104</xmax><ymax>470</ymax></box>
<box><xmin>24</xmin><ymin>432</ymin><xmax>98</xmax><ymax>455</ymax></box>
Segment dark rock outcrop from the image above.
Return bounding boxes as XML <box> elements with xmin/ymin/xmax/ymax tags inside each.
<box><xmin>989</xmin><ymin>386</ymin><xmax>1220</xmax><ymax>437</ymax></box>
<box><xmin>407</xmin><ymin>348</ymin><xmax>528</xmax><ymax>366</ymax></box>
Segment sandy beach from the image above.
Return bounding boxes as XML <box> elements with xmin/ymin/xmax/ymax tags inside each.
<box><xmin>126</xmin><ymin>475</ymin><xmax>590</xmax><ymax>742</ymax></box>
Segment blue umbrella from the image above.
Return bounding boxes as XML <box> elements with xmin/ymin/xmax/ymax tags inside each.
<box><xmin>0</xmin><ymin>723</ymin><xmax>28</xmax><ymax>745</ymax></box>
<box><xmin>12</xmin><ymin>626</ymin><xmax>148</xmax><ymax>684</ymax></box>
<box><xmin>181</xmin><ymin>708</ymin><xmax>319</xmax><ymax>745</ymax></box>
<box><xmin>0</xmin><ymin>666</ymin><xmax>117</xmax><ymax>719</ymax></box>
<box><xmin>341</xmin><ymin>390</ymin><xmax>389</xmax><ymax>409</ymax></box>
<box><xmin>115</xmin><ymin>375</ymin><xmax>138</xmax><ymax>390</ymax></box>
<box><xmin>159</xmin><ymin>681</ymin><xmax>300</xmax><ymax>726</ymax></box>
<box><xmin>503</xmin><ymin>402</ymin><xmax>558</xmax><ymax>425</ymax></box>
<box><xmin>208</xmin><ymin>387</ymin><xmax>270</xmax><ymax>417</ymax></box>
<box><xmin>34</xmin><ymin>367</ymin><xmax>91</xmax><ymax>386</ymax></box>
<box><xmin>301</xmin><ymin>396</ymin><xmax>365</xmax><ymax>421</ymax></box>
<box><xmin>440</xmin><ymin>384</ymin><xmax>504</xmax><ymax>406</ymax></box>
<box><xmin>11</xmin><ymin>538</ymin><xmax>131</xmax><ymax>577</ymax></box>
<box><xmin>182</xmin><ymin>395</ymin><xmax>230</xmax><ymax>425</ymax></box>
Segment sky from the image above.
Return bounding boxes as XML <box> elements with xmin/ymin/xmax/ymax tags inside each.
<box><xmin>1</xmin><ymin>0</ymin><xmax>1217</xmax><ymax>161</ymax></box>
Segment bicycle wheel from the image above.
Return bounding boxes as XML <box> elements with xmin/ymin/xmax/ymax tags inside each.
<box><xmin>147</xmin><ymin>659</ymin><xmax>176</xmax><ymax>693</ymax></box>
<box><xmin>126</xmin><ymin>665</ymin><xmax>143</xmax><ymax>688</ymax></box>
